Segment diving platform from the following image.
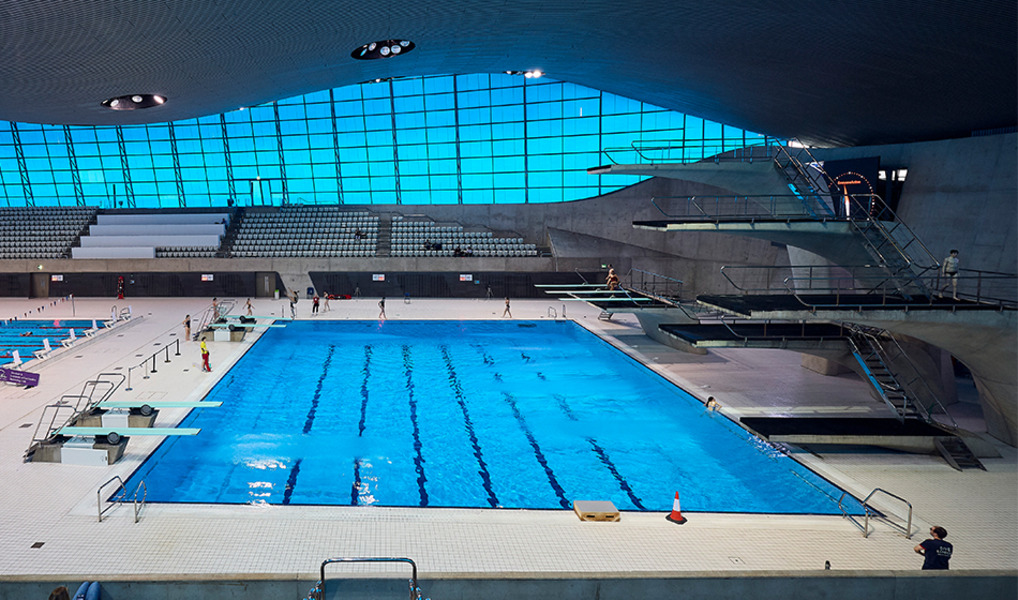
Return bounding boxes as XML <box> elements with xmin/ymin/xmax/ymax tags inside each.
<box><xmin>696</xmin><ymin>293</ymin><xmax>1003</xmax><ymax>317</ymax></box>
<box><xmin>739</xmin><ymin>417</ymin><xmax>987</xmax><ymax>466</ymax></box>
<box><xmin>659</xmin><ymin>322</ymin><xmax>850</xmax><ymax>350</ymax></box>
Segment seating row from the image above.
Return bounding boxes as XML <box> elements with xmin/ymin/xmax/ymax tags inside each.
<box><xmin>232</xmin><ymin>249</ymin><xmax>378</xmax><ymax>257</ymax></box>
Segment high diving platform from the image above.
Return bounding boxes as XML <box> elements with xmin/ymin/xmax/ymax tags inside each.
<box><xmin>659</xmin><ymin>322</ymin><xmax>850</xmax><ymax>350</ymax></box>
<box><xmin>739</xmin><ymin>417</ymin><xmax>987</xmax><ymax>470</ymax></box>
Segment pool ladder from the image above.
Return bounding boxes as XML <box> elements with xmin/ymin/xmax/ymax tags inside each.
<box><xmin>303</xmin><ymin>557</ymin><xmax>429</xmax><ymax>600</ymax></box>
<box><xmin>838</xmin><ymin>487</ymin><xmax>913</xmax><ymax>539</ymax></box>
<box><xmin>97</xmin><ymin>475</ymin><xmax>147</xmax><ymax>523</ymax></box>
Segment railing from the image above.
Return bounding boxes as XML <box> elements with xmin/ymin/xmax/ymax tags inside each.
<box><xmin>845</xmin><ymin>324</ymin><xmax>958</xmax><ymax>428</ymax></box>
<box><xmin>623</xmin><ymin>267</ymin><xmax>685</xmax><ymax>304</ymax></box>
<box><xmin>650</xmin><ymin>194</ymin><xmax>833</xmax><ymax>223</ymax></box>
<box><xmin>600</xmin><ymin>138</ymin><xmax>778</xmax><ymax>166</ymax></box>
<box><xmin>717</xmin><ymin>264</ymin><xmax>1017</xmax><ymax>309</ymax></box>
<box><xmin>304</xmin><ymin>557</ymin><xmax>428</xmax><ymax>600</ymax></box>
<box><xmin>716</xmin><ymin>317</ymin><xmax>852</xmax><ymax>345</ymax></box>
<box><xmin>839</xmin><ymin>488</ymin><xmax>913</xmax><ymax>539</ymax></box>
<box><xmin>27</xmin><ymin>404</ymin><xmax>77</xmax><ymax>454</ymax></box>
<box><xmin>192</xmin><ymin>298</ymin><xmax>236</xmax><ymax>341</ymax></box>
<box><xmin>125</xmin><ymin>338</ymin><xmax>182</xmax><ymax>391</ymax></box>
<box><xmin>98</xmin><ymin>476</ymin><xmax>146</xmax><ymax>523</ymax></box>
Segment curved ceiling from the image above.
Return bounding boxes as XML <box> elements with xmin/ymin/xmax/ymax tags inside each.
<box><xmin>0</xmin><ymin>0</ymin><xmax>1014</xmax><ymax>147</ymax></box>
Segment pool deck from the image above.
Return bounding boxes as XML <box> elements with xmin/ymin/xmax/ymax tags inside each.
<box><xmin>0</xmin><ymin>297</ymin><xmax>1015</xmax><ymax>584</ymax></box>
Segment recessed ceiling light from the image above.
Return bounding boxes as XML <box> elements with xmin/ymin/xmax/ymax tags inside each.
<box><xmin>351</xmin><ymin>39</ymin><xmax>416</xmax><ymax>60</ymax></box>
<box><xmin>102</xmin><ymin>94</ymin><xmax>166</xmax><ymax>111</ymax></box>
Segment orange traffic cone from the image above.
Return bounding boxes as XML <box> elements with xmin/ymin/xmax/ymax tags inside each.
<box><xmin>666</xmin><ymin>491</ymin><xmax>687</xmax><ymax>524</ymax></box>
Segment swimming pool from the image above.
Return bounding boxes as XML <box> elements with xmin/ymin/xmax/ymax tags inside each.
<box><xmin>124</xmin><ymin>320</ymin><xmax>863</xmax><ymax>514</ymax></box>
<box><xmin>0</xmin><ymin>319</ymin><xmax>97</xmax><ymax>361</ymax></box>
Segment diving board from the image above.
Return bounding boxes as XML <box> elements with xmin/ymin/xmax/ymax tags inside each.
<box><xmin>549</xmin><ymin>287</ymin><xmax>635</xmax><ymax>293</ymax></box>
<box><xmin>534</xmin><ymin>283</ymin><xmax>613</xmax><ymax>288</ymax></box>
<box><xmin>58</xmin><ymin>426</ymin><xmax>201</xmax><ymax>436</ymax></box>
<box><xmin>559</xmin><ymin>297</ymin><xmax>654</xmax><ymax>302</ymax></box>
<box><xmin>99</xmin><ymin>401</ymin><xmax>222</xmax><ymax>408</ymax></box>
<box><xmin>208</xmin><ymin>323</ymin><xmax>287</xmax><ymax>328</ymax></box>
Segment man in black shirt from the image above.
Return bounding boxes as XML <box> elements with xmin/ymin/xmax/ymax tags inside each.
<box><xmin>914</xmin><ymin>525</ymin><xmax>953</xmax><ymax>569</ymax></box>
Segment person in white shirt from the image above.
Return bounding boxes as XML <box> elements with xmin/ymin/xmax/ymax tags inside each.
<box><xmin>940</xmin><ymin>249</ymin><xmax>959</xmax><ymax>300</ymax></box>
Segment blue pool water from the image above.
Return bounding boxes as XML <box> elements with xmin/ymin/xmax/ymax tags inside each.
<box><xmin>0</xmin><ymin>319</ymin><xmax>97</xmax><ymax>360</ymax></box>
<box><xmin>124</xmin><ymin>320</ymin><xmax>863</xmax><ymax>514</ymax></box>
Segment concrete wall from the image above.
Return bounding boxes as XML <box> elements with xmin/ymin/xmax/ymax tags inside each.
<box><xmin>2</xmin><ymin>571</ymin><xmax>1014</xmax><ymax>600</ymax></box>
<box><xmin>813</xmin><ymin>132</ymin><xmax>1018</xmax><ymax>277</ymax></box>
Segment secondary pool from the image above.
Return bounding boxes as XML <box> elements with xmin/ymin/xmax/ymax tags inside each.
<box><xmin>0</xmin><ymin>319</ymin><xmax>98</xmax><ymax>361</ymax></box>
<box><xmin>124</xmin><ymin>320</ymin><xmax>863</xmax><ymax>514</ymax></box>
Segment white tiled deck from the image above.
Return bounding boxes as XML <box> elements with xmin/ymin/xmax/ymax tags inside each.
<box><xmin>0</xmin><ymin>296</ymin><xmax>1015</xmax><ymax>581</ymax></box>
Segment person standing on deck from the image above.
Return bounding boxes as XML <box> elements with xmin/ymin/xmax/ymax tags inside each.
<box><xmin>915</xmin><ymin>526</ymin><xmax>953</xmax><ymax>570</ymax></box>
<box><xmin>378</xmin><ymin>297</ymin><xmax>386</xmax><ymax>319</ymax></box>
<box><xmin>503</xmin><ymin>297</ymin><xmax>512</xmax><ymax>318</ymax></box>
<box><xmin>200</xmin><ymin>339</ymin><xmax>211</xmax><ymax>372</ymax></box>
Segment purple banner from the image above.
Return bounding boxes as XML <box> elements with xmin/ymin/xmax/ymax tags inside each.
<box><xmin>0</xmin><ymin>367</ymin><xmax>40</xmax><ymax>387</ymax></box>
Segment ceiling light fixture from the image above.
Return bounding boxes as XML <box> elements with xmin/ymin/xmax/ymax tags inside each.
<box><xmin>506</xmin><ymin>69</ymin><xmax>545</xmax><ymax>79</ymax></box>
<box><xmin>352</xmin><ymin>39</ymin><xmax>416</xmax><ymax>60</ymax></box>
<box><xmin>102</xmin><ymin>94</ymin><xmax>166</xmax><ymax>111</ymax></box>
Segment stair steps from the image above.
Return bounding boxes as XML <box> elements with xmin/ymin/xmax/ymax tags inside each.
<box><xmin>934</xmin><ymin>436</ymin><xmax>985</xmax><ymax>471</ymax></box>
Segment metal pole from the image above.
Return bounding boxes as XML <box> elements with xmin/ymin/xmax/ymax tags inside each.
<box><xmin>174</xmin><ymin>339</ymin><xmax>181</xmax><ymax>356</ymax></box>
<box><xmin>164</xmin><ymin>346</ymin><xmax>171</xmax><ymax>363</ymax></box>
<box><xmin>71</xmin><ymin>294</ymin><xmax>75</xmax><ymax>316</ymax></box>
<box><xmin>125</xmin><ymin>366</ymin><xmax>133</xmax><ymax>391</ymax></box>
<box><xmin>150</xmin><ymin>354</ymin><xmax>157</xmax><ymax>374</ymax></box>
<box><xmin>143</xmin><ymin>362</ymin><xmax>150</xmax><ymax>380</ymax></box>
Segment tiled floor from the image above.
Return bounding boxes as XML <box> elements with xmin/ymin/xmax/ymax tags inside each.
<box><xmin>0</xmin><ymin>296</ymin><xmax>1015</xmax><ymax>581</ymax></box>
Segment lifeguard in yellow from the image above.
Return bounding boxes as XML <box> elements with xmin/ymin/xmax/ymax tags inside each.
<box><xmin>200</xmin><ymin>339</ymin><xmax>211</xmax><ymax>372</ymax></box>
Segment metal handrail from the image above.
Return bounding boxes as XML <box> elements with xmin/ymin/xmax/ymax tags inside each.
<box><xmin>305</xmin><ymin>557</ymin><xmax>427</xmax><ymax>600</ymax></box>
<box><xmin>715</xmin><ymin>316</ymin><xmax>852</xmax><ymax>346</ymax></box>
<box><xmin>649</xmin><ymin>194</ymin><xmax>830</xmax><ymax>222</ymax></box>
<box><xmin>98</xmin><ymin>476</ymin><xmax>126</xmax><ymax>522</ymax></box>
<box><xmin>840</xmin><ymin>488</ymin><xmax>914</xmax><ymax>539</ymax></box>
<box><xmin>845</xmin><ymin>324</ymin><xmax>958</xmax><ymax>429</ymax></box>
<box><xmin>192</xmin><ymin>298</ymin><xmax>236</xmax><ymax>341</ymax></box>
<box><xmin>29</xmin><ymin>404</ymin><xmax>77</xmax><ymax>447</ymax></box>
<box><xmin>133</xmin><ymin>480</ymin><xmax>147</xmax><ymax>523</ymax></box>
<box><xmin>98</xmin><ymin>476</ymin><xmax>146</xmax><ymax>523</ymax></box>
<box><xmin>600</xmin><ymin>138</ymin><xmax>778</xmax><ymax>165</ymax></box>
<box><xmin>623</xmin><ymin>267</ymin><xmax>685</xmax><ymax>303</ymax></box>
<box><xmin>715</xmin><ymin>264</ymin><xmax>1017</xmax><ymax>309</ymax></box>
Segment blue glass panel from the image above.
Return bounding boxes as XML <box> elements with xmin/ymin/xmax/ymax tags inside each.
<box><xmin>462</xmin><ymin>189</ymin><xmax>494</xmax><ymax>204</ymax></box>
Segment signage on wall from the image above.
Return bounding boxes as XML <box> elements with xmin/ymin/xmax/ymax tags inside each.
<box><xmin>50</xmin><ymin>275</ymin><xmax>63</xmax><ymax>282</ymax></box>
<box><xmin>459</xmin><ymin>274</ymin><xmax>473</xmax><ymax>282</ymax></box>
<box><xmin>372</xmin><ymin>274</ymin><xmax>385</xmax><ymax>281</ymax></box>
<box><xmin>201</xmin><ymin>274</ymin><xmax>215</xmax><ymax>282</ymax></box>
